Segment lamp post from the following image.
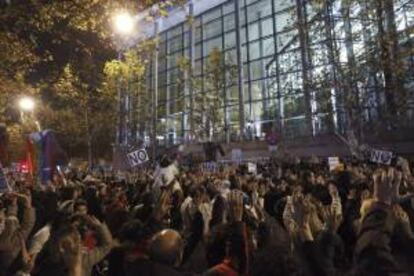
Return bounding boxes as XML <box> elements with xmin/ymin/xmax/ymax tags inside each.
<box><xmin>151</xmin><ymin>17</ymin><xmax>159</xmax><ymax>162</ymax></box>
<box><xmin>113</xmin><ymin>11</ymin><xmax>135</xmax><ymax>153</ymax></box>
<box><xmin>112</xmin><ymin>8</ymin><xmax>161</xmax><ymax>165</ymax></box>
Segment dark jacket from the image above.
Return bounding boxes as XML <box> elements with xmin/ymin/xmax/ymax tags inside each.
<box><xmin>315</xmin><ymin>230</ymin><xmax>345</xmax><ymax>275</ymax></box>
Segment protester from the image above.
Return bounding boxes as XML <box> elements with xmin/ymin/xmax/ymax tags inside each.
<box><xmin>1</xmin><ymin>154</ymin><xmax>414</xmax><ymax>276</ymax></box>
<box><xmin>0</xmin><ymin>192</ymin><xmax>35</xmax><ymax>276</ymax></box>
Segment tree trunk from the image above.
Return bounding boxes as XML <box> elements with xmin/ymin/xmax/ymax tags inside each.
<box><xmin>376</xmin><ymin>0</ymin><xmax>401</xmax><ymax>117</ymax></box>
<box><xmin>296</xmin><ymin>0</ymin><xmax>314</xmax><ymax>136</ymax></box>
<box><xmin>323</xmin><ymin>0</ymin><xmax>339</xmax><ymax>133</ymax></box>
<box><xmin>341</xmin><ymin>0</ymin><xmax>362</xmax><ymax>138</ymax></box>
<box><xmin>85</xmin><ymin>90</ymin><xmax>92</xmax><ymax>168</ymax></box>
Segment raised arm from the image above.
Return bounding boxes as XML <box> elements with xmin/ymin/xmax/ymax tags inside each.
<box><xmin>354</xmin><ymin>168</ymin><xmax>405</xmax><ymax>275</ymax></box>
<box><xmin>82</xmin><ymin>216</ymin><xmax>113</xmax><ymax>267</ymax></box>
<box><xmin>0</xmin><ymin>193</ymin><xmax>35</xmax><ymax>251</ymax></box>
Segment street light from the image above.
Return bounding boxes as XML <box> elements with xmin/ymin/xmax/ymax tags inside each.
<box><xmin>19</xmin><ymin>97</ymin><xmax>35</xmax><ymax>112</ymax></box>
<box><xmin>111</xmin><ymin>8</ymin><xmax>160</xmax><ymax>163</ymax></box>
<box><xmin>19</xmin><ymin>96</ymin><xmax>41</xmax><ymax>131</ymax></box>
<box><xmin>112</xmin><ymin>10</ymin><xmax>135</xmax><ymax>167</ymax></box>
<box><xmin>113</xmin><ymin>11</ymin><xmax>135</xmax><ymax>35</ymax></box>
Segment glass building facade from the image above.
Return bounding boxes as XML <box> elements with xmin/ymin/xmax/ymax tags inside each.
<box><xmin>136</xmin><ymin>0</ymin><xmax>414</xmax><ymax>145</ymax></box>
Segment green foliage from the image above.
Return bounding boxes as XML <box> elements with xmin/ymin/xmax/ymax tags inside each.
<box><xmin>104</xmin><ymin>50</ymin><xmax>147</xmax><ymax>85</ymax></box>
<box><xmin>0</xmin><ymin>0</ymin><xmax>121</xmax><ymax>161</ymax></box>
<box><xmin>4</xmin><ymin>123</ymin><xmax>26</xmax><ymax>163</ymax></box>
<box><xmin>178</xmin><ymin>48</ymin><xmax>237</xmax><ymax>141</ymax></box>
<box><xmin>0</xmin><ymin>0</ymin><xmax>188</xmax><ymax>161</ymax></box>
<box><xmin>103</xmin><ymin>48</ymin><xmax>151</xmax><ymax>144</ymax></box>
<box><xmin>299</xmin><ymin>0</ymin><xmax>412</xmax><ymax>138</ymax></box>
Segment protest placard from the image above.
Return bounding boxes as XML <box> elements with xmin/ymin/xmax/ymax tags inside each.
<box><xmin>370</xmin><ymin>149</ymin><xmax>393</xmax><ymax>165</ymax></box>
<box><xmin>328</xmin><ymin>157</ymin><xmax>340</xmax><ymax>171</ymax></box>
<box><xmin>127</xmin><ymin>149</ymin><xmax>149</xmax><ymax>167</ymax></box>
<box><xmin>247</xmin><ymin>162</ymin><xmax>257</xmax><ymax>174</ymax></box>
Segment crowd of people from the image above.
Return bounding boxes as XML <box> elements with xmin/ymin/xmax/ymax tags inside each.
<box><xmin>1</xmin><ymin>154</ymin><xmax>414</xmax><ymax>276</ymax></box>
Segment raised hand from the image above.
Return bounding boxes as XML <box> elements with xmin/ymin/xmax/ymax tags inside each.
<box><xmin>393</xmin><ymin>204</ymin><xmax>414</xmax><ymax>239</ymax></box>
<box><xmin>199</xmin><ymin>202</ymin><xmax>213</xmax><ymax>236</ymax></box>
<box><xmin>12</xmin><ymin>192</ymin><xmax>32</xmax><ymax>208</ymax></box>
<box><xmin>373</xmin><ymin>168</ymin><xmax>402</xmax><ymax>205</ymax></box>
<box><xmin>291</xmin><ymin>192</ymin><xmax>310</xmax><ymax>228</ymax></box>
<box><xmin>153</xmin><ymin>190</ymin><xmax>172</xmax><ymax>221</ymax></box>
<box><xmin>328</xmin><ymin>184</ymin><xmax>342</xmax><ymax>217</ymax></box>
<box><xmin>228</xmin><ymin>190</ymin><xmax>244</xmax><ymax>222</ymax></box>
<box><xmin>397</xmin><ymin>157</ymin><xmax>412</xmax><ymax>177</ymax></box>
<box><xmin>22</xmin><ymin>192</ymin><xmax>32</xmax><ymax>208</ymax></box>
<box><xmin>393</xmin><ymin>204</ymin><xmax>410</xmax><ymax>225</ymax></box>
<box><xmin>199</xmin><ymin>202</ymin><xmax>212</xmax><ymax>223</ymax></box>
<box><xmin>62</xmin><ymin>231</ymin><xmax>82</xmax><ymax>276</ymax></box>
<box><xmin>283</xmin><ymin>196</ymin><xmax>296</xmax><ymax>234</ymax></box>
<box><xmin>84</xmin><ymin>215</ymin><xmax>102</xmax><ymax>228</ymax></box>
<box><xmin>291</xmin><ymin>192</ymin><xmax>313</xmax><ymax>241</ymax></box>
<box><xmin>322</xmin><ymin>206</ymin><xmax>342</xmax><ymax>233</ymax></box>
<box><xmin>328</xmin><ymin>184</ymin><xmax>339</xmax><ymax>199</ymax></box>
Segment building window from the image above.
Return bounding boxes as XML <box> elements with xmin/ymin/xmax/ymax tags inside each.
<box><xmin>261</xmin><ymin>18</ymin><xmax>274</xmax><ymax>37</ymax></box>
<box><xmin>223</xmin><ymin>0</ymin><xmax>235</xmax><ymax>15</ymax></box>
<box><xmin>284</xmin><ymin>95</ymin><xmax>305</xmax><ymax>118</ymax></box>
<box><xmin>274</xmin><ymin>0</ymin><xmax>295</xmax><ymax>13</ymax></box>
<box><xmin>248</xmin><ymin>22</ymin><xmax>260</xmax><ymax>41</ymax></box>
<box><xmin>247</xmin><ymin>0</ymin><xmax>272</xmax><ymax>22</ymax></box>
<box><xmin>251</xmin><ymin>81</ymin><xmax>264</xmax><ymax>101</ymax></box>
<box><xmin>204</xmin><ymin>37</ymin><xmax>222</xmax><ymax>57</ymax></box>
<box><xmin>195</xmin><ymin>26</ymin><xmax>202</xmax><ymax>43</ymax></box>
<box><xmin>249</xmin><ymin>41</ymin><xmax>261</xmax><ymax>60</ymax></box>
<box><xmin>277</xmin><ymin>29</ymin><xmax>299</xmax><ymax>49</ymax></box>
<box><xmin>204</xmin><ymin>20</ymin><xmax>222</xmax><ymax>40</ymax></box>
<box><xmin>224</xmin><ymin>14</ymin><xmax>236</xmax><ymax>32</ymax></box>
<box><xmin>203</xmin><ymin>8</ymin><xmax>221</xmax><ymax>23</ymax></box>
<box><xmin>168</xmin><ymin>36</ymin><xmax>183</xmax><ymax>53</ymax></box>
<box><xmin>263</xmin><ymin>37</ymin><xmax>275</xmax><ymax>56</ymax></box>
<box><xmin>275</xmin><ymin>10</ymin><xmax>296</xmax><ymax>33</ymax></box>
<box><xmin>250</xmin><ymin>60</ymin><xmax>264</xmax><ymax>80</ymax></box>
<box><xmin>224</xmin><ymin>31</ymin><xmax>236</xmax><ymax>49</ymax></box>
<box><xmin>195</xmin><ymin>43</ymin><xmax>202</xmax><ymax>59</ymax></box>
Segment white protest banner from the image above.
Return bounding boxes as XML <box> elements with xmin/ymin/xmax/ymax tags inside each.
<box><xmin>247</xmin><ymin>162</ymin><xmax>257</xmax><ymax>174</ymax></box>
<box><xmin>370</xmin><ymin>149</ymin><xmax>393</xmax><ymax>165</ymax></box>
<box><xmin>127</xmin><ymin>149</ymin><xmax>149</xmax><ymax>167</ymax></box>
<box><xmin>328</xmin><ymin>157</ymin><xmax>340</xmax><ymax>171</ymax></box>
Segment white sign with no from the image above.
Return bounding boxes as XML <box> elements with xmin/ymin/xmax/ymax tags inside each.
<box><xmin>370</xmin><ymin>149</ymin><xmax>393</xmax><ymax>165</ymax></box>
<box><xmin>127</xmin><ymin>149</ymin><xmax>149</xmax><ymax>167</ymax></box>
